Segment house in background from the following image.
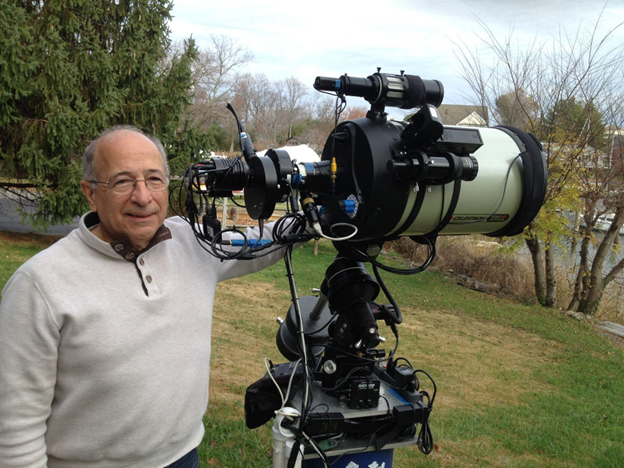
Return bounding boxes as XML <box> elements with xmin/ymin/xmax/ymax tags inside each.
<box><xmin>285</xmin><ymin>135</ymin><xmax>309</xmax><ymax>147</ymax></box>
<box><xmin>438</xmin><ymin>104</ymin><xmax>489</xmax><ymax>127</ymax></box>
<box><xmin>606</xmin><ymin>126</ymin><xmax>624</xmax><ymax>172</ymax></box>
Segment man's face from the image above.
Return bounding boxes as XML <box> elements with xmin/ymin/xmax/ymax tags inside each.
<box><xmin>80</xmin><ymin>130</ymin><xmax>168</xmax><ymax>250</ymax></box>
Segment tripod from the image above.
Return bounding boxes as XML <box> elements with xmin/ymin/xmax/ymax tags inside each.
<box><xmin>266</xmin><ymin>251</ymin><xmax>434</xmax><ymax>467</ymax></box>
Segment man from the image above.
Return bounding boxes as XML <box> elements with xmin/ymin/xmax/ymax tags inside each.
<box><xmin>0</xmin><ymin>126</ymin><xmax>294</xmax><ymax>467</ymax></box>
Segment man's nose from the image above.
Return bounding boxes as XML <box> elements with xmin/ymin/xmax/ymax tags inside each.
<box><xmin>131</xmin><ymin>180</ymin><xmax>153</xmax><ymax>204</ymax></box>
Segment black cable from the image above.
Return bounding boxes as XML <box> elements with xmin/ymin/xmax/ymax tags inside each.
<box><xmin>327</xmin><ymin>417</ymin><xmax>394</xmax><ymax>467</ymax></box>
<box><xmin>387</xmin><ymin>333</ymin><xmax>400</xmax><ymax>364</ymax></box>
<box><xmin>178</xmin><ymin>164</ymin><xmax>312</xmax><ymax>261</ymax></box>
<box><xmin>309</xmin><ymin>403</ymin><xmax>330</xmax><ymax>414</ymax></box>
<box><xmin>372</xmin><ymin>264</ymin><xmax>402</xmax><ymax>325</ymax></box>
<box><xmin>177</xmin><ymin>154</ymin><xmax>316</xmax><ymax>263</ymax></box>
<box><xmin>340</xmin><ymin>239</ymin><xmax>437</xmax><ymax>276</ymax></box>
<box><xmin>414</xmin><ymin>369</ymin><xmax>437</xmax><ymax>407</ymax></box>
<box><xmin>393</xmin><ymin>357</ymin><xmax>413</xmax><ymax>368</ymax></box>
<box><xmin>286</xmin><ymin>439</ymin><xmax>302</xmax><ymax>468</ymax></box>
<box><xmin>348</xmin><ymin>124</ymin><xmax>364</xmax><ymax>205</ymax></box>
<box><xmin>418</xmin><ymin>421</ymin><xmax>434</xmax><ymax>454</ymax></box>
<box><xmin>283</xmin><ymin>246</ymin><xmax>315</xmax><ymax>425</ymax></box>
<box><xmin>327</xmin><ymin>94</ymin><xmax>346</xmax><ymax>198</ymax></box>
<box><xmin>210</xmin><ymin>228</ymin><xmax>250</xmax><ymax>259</ymax></box>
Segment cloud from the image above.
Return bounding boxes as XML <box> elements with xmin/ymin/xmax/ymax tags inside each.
<box><xmin>169</xmin><ymin>0</ymin><xmax>624</xmax><ymax>105</ymax></box>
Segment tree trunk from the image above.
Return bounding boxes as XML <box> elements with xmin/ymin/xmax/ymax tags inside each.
<box><xmin>525</xmin><ymin>223</ymin><xmax>547</xmax><ymax>305</ymax></box>
<box><xmin>568</xmin><ymin>230</ymin><xmax>591</xmax><ymax>311</ymax></box>
<box><xmin>545</xmin><ymin>238</ymin><xmax>557</xmax><ymax>308</ymax></box>
<box><xmin>578</xmin><ymin>206</ymin><xmax>624</xmax><ymax>315</ymax></box>
<box><xmin>581</xmin><ymin>255</ymin><xmax>624</xmax><ymax>314</ymax></box>
<box><xmin>570</xmin><ymin>211</ymin><xmax>581</xmax><ymax>254</ymax></box>
<box><xmin>578</xmin><ymin>282</ymin><xmax>603</xmax><ymax>315</ymax></box>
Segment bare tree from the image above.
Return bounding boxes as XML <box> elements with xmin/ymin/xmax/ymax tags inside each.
<box><xmin>165</xmin><ymin>35</ymin><xmax>254</xmax><ymax>152</ymax></box>
<box><xmin>341</xmin><ymin>105</ymin><xmax>369</xmax><ymax>121</ymax></box>
<box><xmin>228</xmin><ymin>75</ymin><xmax>364</xmax><ymax>153</ymax></box>
<box><xmin>570</xmin><ymin>104</ymin><xmax>624</xmax><ymax>314</ymax></box>
<box><xmin>454</xmin><ymin>14</ymin><xmax>624</xmax><ymax>312</ymax></box>
<box><xmin>231</xmin><ymin>75</ymin><xmax>314</xmax><ymax>149</ymax></box>
<box><xmin>495</xmin><ymin>90</ymin><xmax>538</xmax><ymax>127</ymax></box>
<box><xmin>281</xmin><ymin>77</ymin><xmax>308</xmax><ymax>139</ymax></box>
<box><xmin>190</xmin><ymin>35</ymin><xmax>253</xmax><ymax>125</ymax></box>
<box><xmin>297</xmin><ymin>93</ymin><xmax>340</xmax><ymax>152</ymax></box>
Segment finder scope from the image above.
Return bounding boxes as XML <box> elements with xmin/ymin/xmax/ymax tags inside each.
<box><xmin>314</xmin><ymin>70</ymin><xmax>444</xmax><ymax>111</ymax></box>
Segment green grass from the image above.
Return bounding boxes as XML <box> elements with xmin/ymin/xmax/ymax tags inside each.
<box><xmin>0</xmin><ymin>232</ymin><xmax>59</xmax><ymax>294</ymax></box>
<box><xmin>1</xmin><ymin>234</ymin><xmax>623</xmax><ymax>468</ymax></box>
<box><xmin>217</xmin><ymin>241</ymin><xmax>624</xmax><ymax>468</ymax></box>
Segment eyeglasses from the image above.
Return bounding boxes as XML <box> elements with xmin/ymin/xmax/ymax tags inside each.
<box><xmin>88</xmin><ymin>174</ymin><xmax>169</xmax><ymax>195</ymax></box>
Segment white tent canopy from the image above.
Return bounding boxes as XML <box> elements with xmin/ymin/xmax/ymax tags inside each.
<box><xmin>257</xmin><ymin>144</ymin><xmax>320</xmax><ymax>163</ymax></box>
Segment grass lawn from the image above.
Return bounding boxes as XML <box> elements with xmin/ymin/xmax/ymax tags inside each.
<box><xmin>1</xmin><ymin>233</ymin><xmax>622</xmax><ymax>467</ymax></box>
<box><xmin>206</xmin><ymin>241</ymin><xmax>624</xmax><ymax>468</ymax></box>
<box><xmin>0</xmin><ymin>231</ymin><xmax>59</xmax><ymax>289</ymax></box>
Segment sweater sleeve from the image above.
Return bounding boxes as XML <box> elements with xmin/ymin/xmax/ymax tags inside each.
<box><xmin>0</xmin><ymin>271</ymin><xmax>60</xmax><ymax>468</ymax></box>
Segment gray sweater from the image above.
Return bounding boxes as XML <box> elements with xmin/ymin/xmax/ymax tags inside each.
<box><xmin>0</xmin><ymin>213</ymin><xmax>287</xmax><ymax>467</ymax></box>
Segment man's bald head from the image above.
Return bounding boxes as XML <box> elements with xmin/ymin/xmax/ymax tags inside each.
<box><xmin>83</xmin><ymin>126</ymin><xmax>169</xmax><ymax>183</ymax></box>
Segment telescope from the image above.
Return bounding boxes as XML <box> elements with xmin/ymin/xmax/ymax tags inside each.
<box><xmin>178</xmin><ymin>69</ymin><xmax>547</xmax><ymax>468</ymax></box>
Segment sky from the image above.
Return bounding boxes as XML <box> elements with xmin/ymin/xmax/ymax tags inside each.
<box><xmin>168</xmin><ymin>0</ymin><xmax>624</xmax><ymax>113</ymax></box>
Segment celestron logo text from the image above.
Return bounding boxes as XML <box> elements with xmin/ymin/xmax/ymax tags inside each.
<box><xmin>451</xmin><ymin>214</ymin><xmax>509</xmax><ymax>222</ymax></box>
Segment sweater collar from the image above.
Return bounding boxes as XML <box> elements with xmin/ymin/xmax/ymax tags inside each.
<box><xmin>80</xmin><ymin>212</ymin><xmax>172</xmax><ymax>261</ymax></box>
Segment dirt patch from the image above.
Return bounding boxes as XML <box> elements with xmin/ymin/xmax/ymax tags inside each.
<box><xmin>209</xmin><ymin>281</ymin><xmax>292</xmax><ymax>410</ymax></box>
<box><xmin>596</xmin><ymin>329</ymin><xmax>624</xmax><ymax>350</ymax></box>
<box><xmin>0</xmin><ymin>231</ymin><xmax>61</xmax><ymax>247</ymax></box>
<box><xmin>400</xmin><ymin>307</ymin><xmax>560</xmax><ymax>413</ymax></box>
<box><xmin>208</xmin><ymin>279</ymin><xmax>562</xmax><ymax>419</ymax></box>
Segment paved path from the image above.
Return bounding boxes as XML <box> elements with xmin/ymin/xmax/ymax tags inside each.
<box><xmin>0</xmin><ymin>195</ymin><xmax>79</xmax><ymax>236</ymax></box>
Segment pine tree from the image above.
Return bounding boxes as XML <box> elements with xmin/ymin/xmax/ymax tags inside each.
<box><xmin>0</xmin><ymin>0</ymin><xmax>207</xmax><ymax>226</ymax></box>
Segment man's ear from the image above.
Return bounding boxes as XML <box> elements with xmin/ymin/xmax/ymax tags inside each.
<box><xmin>80</xmin><ymin>181</ymin><xmax>98</xmax><ymax>212</ymax></box>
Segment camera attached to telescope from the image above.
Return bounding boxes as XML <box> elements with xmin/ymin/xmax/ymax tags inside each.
<box><xmin>178</xmin><ymin>69</ymin><xmax>547</xmax><ymax>467</ymax></box>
